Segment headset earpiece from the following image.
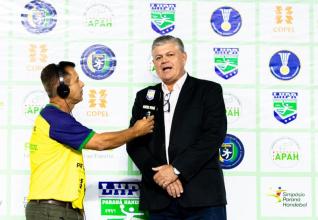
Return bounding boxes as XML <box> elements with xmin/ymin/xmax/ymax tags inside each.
<box><xmin>56</xmin><ymin>68</ymin><xmax>70</xmax><ymax>99</ymax></box>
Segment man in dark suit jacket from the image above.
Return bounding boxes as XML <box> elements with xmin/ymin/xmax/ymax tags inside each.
<box><xmin>127</xmin><ymin>35</ymin><xmax>227</xmax><ymax>219</ymax></box>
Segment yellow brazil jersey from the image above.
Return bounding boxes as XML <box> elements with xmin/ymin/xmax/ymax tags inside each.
<box><xmin>27</xmin><ymin>104</ymin><xmax>94</xmax><ymax>209</ymax></box>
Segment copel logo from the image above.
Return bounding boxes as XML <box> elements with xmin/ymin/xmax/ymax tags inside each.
<box><xmin>86</xmin><ymin>89</ymin><xmax>108</xmax><ymax>117</ymax></box>
<box><xmin>273</xmin><ymin>5</ymin><xmax>294</xmax><ymax>33</ymax></box>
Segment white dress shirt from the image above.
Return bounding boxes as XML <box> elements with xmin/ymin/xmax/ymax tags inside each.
<box><xmin>161</xmin><ymin>73</ymin><xmax>187</xmax><ymax>164</ymax></box>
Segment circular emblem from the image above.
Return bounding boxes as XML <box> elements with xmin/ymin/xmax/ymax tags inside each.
<box><xmin>24</xmin><ymin>90</ymin><xmax>48</xmax><ymax>121</ymax></box>
<box><xmin>21</xmin><ymin>0</ymin><xmax>57</xmax><ymax>34</ymax></box>
<box><xmin>219</xmin><ymin>134</ymin><xmax>244</xmax><ymax>169</ymax></box>
<box><xmin>271</xmin><ymin>137</ymin><xmax>300</xmax><ymax>168</ymax></box>
<box><xmin>210</xmin><ymin>6</ymin><xmax>242</xmax><ymax>36</ymax></box>
<box><xmin>269</xmin><ymin>50</ymin><xmax>300</xmax><ymax>80</ymax></box>
<box><xmin>223</xmin><ymin>93</ymin><xmax>241</xmax><ymax>124</ymax></box>
<box><xmin>83</xmin><ymin>3</ymin><xmax>113</xmax><ymax>32</ymax></box>
<box><xmin>80</xmin><ymin>44</ymin><xmax>117</xmax><ymax>80</ymax></box>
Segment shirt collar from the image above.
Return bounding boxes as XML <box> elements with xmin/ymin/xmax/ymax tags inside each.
<box><xmin>161</xmin><ymin>72</ymin><xmax>187</xmax><ymax>94</ymax></box>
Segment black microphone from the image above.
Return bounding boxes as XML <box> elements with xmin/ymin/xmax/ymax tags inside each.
<box><xmin>142</xmin><ymin>88</ymin><xmax>161</xmax><ymax>117</ymax></box>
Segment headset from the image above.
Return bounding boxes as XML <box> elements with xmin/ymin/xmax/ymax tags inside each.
<box><xmin>56</xmin><ymin>65</ymin><xmax>70</xmax><ymax>99</ymax></box>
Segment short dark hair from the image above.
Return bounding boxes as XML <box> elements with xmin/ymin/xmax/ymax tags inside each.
<box><xmin>40</xmin><ymin>61</ymin><xmax>75</xmax><ymax>98</ymax></box>
<box><xmin>151</xmin><ymin>35</ymin><xmax>185</xmax><ymax>53</ymax></box>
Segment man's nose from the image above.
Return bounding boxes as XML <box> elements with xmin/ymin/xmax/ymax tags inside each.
<box><xmin>162</xmin><ymin>55</ymin><xmax>168</xmax><ymax>63</ymax></box>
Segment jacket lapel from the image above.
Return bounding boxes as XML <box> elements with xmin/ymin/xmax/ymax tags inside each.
<box><xmin>169</xmin><ymin>75</ymin><xmax>194</xmax><ymax>143</ymax></box>
<box><xmin>154</xmin><ymin>84</ymin><xmax>167</xmax><ymax>163</ymax></box>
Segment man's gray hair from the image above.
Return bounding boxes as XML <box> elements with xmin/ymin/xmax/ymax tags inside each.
<box><xmin>151</xmin><ymin>35</ymin><xmax>185</xmax><ymax>53</ymax></box>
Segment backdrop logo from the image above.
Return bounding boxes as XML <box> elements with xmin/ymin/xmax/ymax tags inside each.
<box><xmin>219</xmin><ymin>134</ymin><xmax>244</xmax><ymax>169</ymax></box>
<box><xmin>148</xmin><ymin>55</ymin><xmax>160</xmax><ymax>80</ymax></box>
<box><xmin>21</xmin><ymin>0</ymin><xmax>57</xmax><ymax>34</ymax></box>
<box><xmin>268</xmin><ymin>186</ymin><xmax>286</xmax><ymax>202</ymax></box>
<box><xmin>223</xmin><ymin>93</ymin><xmax>241</xmax><ymax>124</ymax></box>
<box><xmin>27</xmin><ymin>43</ymin><xmax>47</xmax><ymax>72</ymax></box>
<box><xmin>210</xmin><ymin>6</ymin><xmax>242</xmax><ymax>36</ymax></box>
<box><xmin>80</xmin><ymin>44</ymin><xmax>117</xmax><ymax>80</ymax></box>
<box><xmin>267</xmin><ymin>187</ymin><xmax>308</xmax><ymax>208</ymax></box>
<box><xmin>84</xmin><ymin>3</ymin><xmax>113</xmax><ymax>31</ymax></box>
<box><xmin>272</xmin><ymin>92</ymin><xmax>297</xmax><ymax>124</ymax></box>
<box><xmin>214</xmin><ymin>48</ymin><xmax>239</xmax><ymax>79</ymax></box>
<box><xmin>271</xmin><ymin>137</ymin><xmax>300</xmax><ymax>168</ymax></box>
<box><xmin>269</xmin><ymin>50</ymin><xmax>300</xmax><ymax>80</ymax></box>
<box><xmin>86</xmin><ymin>89</ymin><xmax>108</xmax><ymax>117</ymax></box>
<box><xmin>99</xmin><ymin>182</ymin><xmax>147</xmax><ymax>219</ymax></box>
<box><xmin>150</xmin><ymin>3</ymin><xmax>176</xmax><ymax>35</ymax></box>
<box><xmin>24</xmin><ymin>142</ymin><xmax>38</xmax><ymax>153</ymax></box>
<box><xmin>24</xmin><ymin>90</ymin><xmax>48</xmax><ymax>121</ymax></box>
<box><xmin>273</xmin><ymin>5</ymin><xmax>294</xmax><ymax>33</ymax></box>
<box><xmin>24</xmin><ymin>142</ymin><xmax>38</xmax><ymax>159</ymax></box>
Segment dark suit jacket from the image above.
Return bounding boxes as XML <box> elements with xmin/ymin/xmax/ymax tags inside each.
<box><xmin>126</xmin><ymin>75</ymin><xmax>227</xmax><ymax>211</ymax></box>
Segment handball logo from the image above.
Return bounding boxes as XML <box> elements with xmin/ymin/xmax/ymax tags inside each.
<box><xmin>210</xmin><ymin>6</ymin><xmax>242</xmax><ymax>36</ymax></box>
<box><xmin>21</xmin><ymin>0</ymin><xmax>57</xmax><ymax>34</ymax></box>
<box><xmin>272</xmin><ymin>92</ymin><xmax>297</xmax><ymax>124</ymax></box>
<box><xmin>269</xmin><ymin>50</ymin><xmax>300</xmax><ymax>80</ymax></box>
<box><xmin>80</xmin><ymin>44</ymin><xmax>116</xmax><ymax>80</ymax></box>
<box><xmin>150</xmin><ymin>3</ymin><xmax>176</xmax><ymax>35</ymax></box>
<box><xmin>219</xmin><ymin>134</ymin><xmax>244</xmax><ymax>169</ymax></box>
<box><xmin>99</xmin><ymin>182</ymin><xmax>147</xmax><ymax>219</ymax></box>
<box><xmin>214</xmin><ymin>48</ymin><xmax>239</xmax><ymax>79</ymax></box>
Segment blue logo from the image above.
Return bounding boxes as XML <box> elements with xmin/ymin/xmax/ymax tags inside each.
<box><xmin>98</xmin><ymin>182</ymin><xmax>147</xmax><ymax>219</ymax></box>
<box><xmin>21</xmin><ymin>0</ymin><xmax>57</xmax><ymax>34</ymax></box>
<box><xmin>210</xmin><ymin>6</ymin><xmax>242</xmax><ymax>36</ymax></box>
<box><xmin>150</xmin><ymin>3</ymin><xmax>176</xmax><ymax>35</ymax></box>
<box><xmin>269</xmin><ymin>50</ymin><xmax>300</xmax><ymax>80</ymax></box>
<box><xmin>80</xmin><ymin>44</ymin><xmax>116</xmax><ymax>80</ymax></box>
<box><xmin>214</xmin><ymin>48</ymin><xmax>239</xmax><ymax>79</ymax></box>
<box><xmin>272</xmin><ymin>92</ymin><xmax>298</xmax><ymax>124</ymax></box>
<box><xmin>219</xmin><ymin>134</ymin><xmax>244</xmax><ymax>169</ymax></box>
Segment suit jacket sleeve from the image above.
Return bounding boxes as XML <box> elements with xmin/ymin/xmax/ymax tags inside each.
<box><xmin>172</xmin><ymin>83</ymin><xmax>227</xmax><ymax>182</ymax></box>
<box><xmin>126</xmin><ymin>91</ymin><xmax>161</xmax><ymax>185</ymax></box>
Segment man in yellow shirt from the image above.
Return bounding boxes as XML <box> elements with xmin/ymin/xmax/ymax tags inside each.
<box><xmin>26</xmin><ymin>61</ymin><xmax>154</xmax><ymax>220</ymax></box>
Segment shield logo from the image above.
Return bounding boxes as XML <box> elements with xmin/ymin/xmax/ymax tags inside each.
<box><xmin>92</xmin><ymin>53</ymin><xmax>106</xmax><ymax>71</ymax></box>
<box><xmin>214</xmin><ymin>48</ymin><xmax>239</xmax><ymax>79</ymax></box>
<box><xmin>272</xmin><ymin>92</ymin><xmax>297</xmax><ymax>124</ymax></box>
<box><xmin>81</xmin><ymin>44</ymin><xmax>117</xmax><ymax>80</ymax></box>
<box><xmin>150</xmin><ymin>3</ymin><xmax>176</xmax><ymax>35</ymax></box>
<box><xmin>219</xmin><ymin>143</ymin><xmax>233</xmax><ymax>162</ymax></box>
<box><xmin>146</xmin><ymin>89</ymin><xmax>156</xmax><ymax>101</ymax></box>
